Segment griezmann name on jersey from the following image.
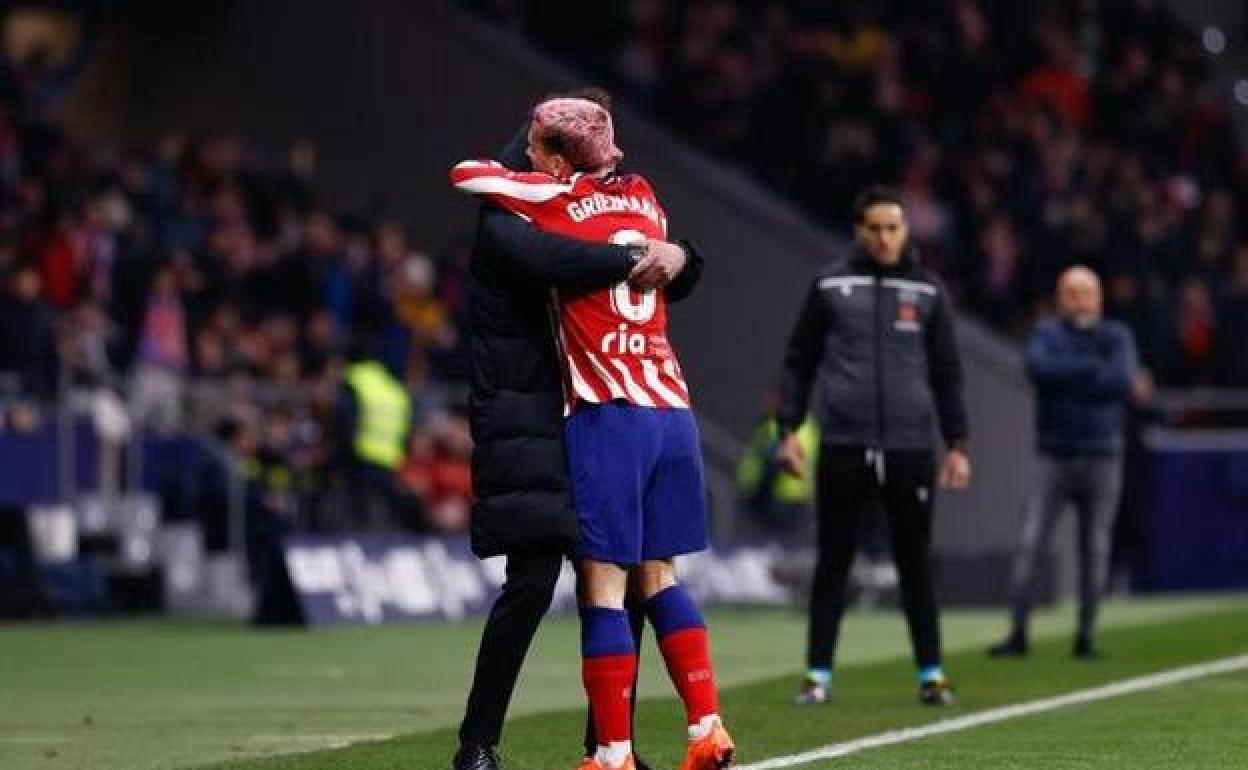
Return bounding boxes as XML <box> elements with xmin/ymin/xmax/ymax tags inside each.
<box><xmin>451</xmin><ymin>160</ymin><xmax>691</xmax><ymax>412</ymax></box>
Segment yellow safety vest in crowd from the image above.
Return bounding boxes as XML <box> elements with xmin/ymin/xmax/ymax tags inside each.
<box><xmin>345</xmin><ymin>360</ymin><xmax>411</xmax><ymax>470</ymax></box>
<box><xmin>736</xmin><ymin>417</ymin><xmax>819</xmax><ymax>504</ymax></box>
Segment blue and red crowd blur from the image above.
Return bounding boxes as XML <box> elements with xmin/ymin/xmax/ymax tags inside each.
<box><xmin>468</xmin><ymin>0</ymin><xmax>1248</xmax><ymax>388</ymax></box>
<box><xmin>0</xmin><ymin>23</ymin><xmax>473</xmax><ymax>536</ymax></box>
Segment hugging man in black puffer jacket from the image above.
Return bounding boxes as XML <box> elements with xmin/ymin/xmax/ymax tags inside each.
<box><xmin>452</xmin><ymin>93</ymin><xmax>704</xmax><ymax>770</ymax></box>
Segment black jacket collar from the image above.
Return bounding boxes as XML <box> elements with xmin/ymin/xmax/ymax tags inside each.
<box><xmin>849</xmin><ymin>242</ymin><xmax>920</xmax><ymax>275</ymax></box>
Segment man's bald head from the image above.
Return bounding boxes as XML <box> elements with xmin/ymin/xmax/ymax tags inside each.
<box><xmin>1057</xmin><ymin>266</ymin><xmax>1102</xmax><ymax>328</ymax></box>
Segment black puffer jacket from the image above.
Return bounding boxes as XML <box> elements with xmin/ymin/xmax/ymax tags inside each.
<box><xmin>466</xmin><ymin>134</ymin><xmax>704</xmax><ymax>558</ymax></box>
<box><xmin>777</xmin><ymin>244</ymin><xmax>967</xmax><ymax>451</ymax></box>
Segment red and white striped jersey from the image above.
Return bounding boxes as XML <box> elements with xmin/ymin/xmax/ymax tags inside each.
<box><xmin>451</xmin><ymin>160</ymin><xmax>691</xmax><ymax>412</ymax></box>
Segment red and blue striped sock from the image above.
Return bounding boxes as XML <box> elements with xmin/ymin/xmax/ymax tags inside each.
<box><xmin>645</xmin><ymin>584</ymin><xmax>719</xmax><ymax>729</ymax></box>
<box><xmin>581</xmin><ymin>606</ymin><xmax>638</xmax><ymax>755</ymax></box>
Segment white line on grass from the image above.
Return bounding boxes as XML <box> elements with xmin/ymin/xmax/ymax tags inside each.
<box><xmin>247</xmin><ymin>733</ymin><xmax>395</xmax><ymax>751</ymax></box>
<box><xmin>247</xmin><ymin>734</ymin><xmax>394</xmax><ymax>744</ymax></box>
<box><xmin>737</xmin><ymin>653</ymin><xmax>1248</xmax><ymax>769</ymax></box>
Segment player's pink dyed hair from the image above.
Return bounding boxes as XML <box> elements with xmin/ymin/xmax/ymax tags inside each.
<box><xmin>530</xmin><ymin>96</ymin><xmax>623</xmax><ymax>172</ymax></box>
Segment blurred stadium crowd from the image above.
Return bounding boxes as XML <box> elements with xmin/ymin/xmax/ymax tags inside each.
<box><xmin>5</xmin><ymin>0</ymin><xmax>1248</xmax><ymax>562</ymax></box>
<box><xmin>0</xmin><ymin>28</ymin><xmax>474</xmax><ymax>539</ymax></box>
<box><xmin>469</xmin><ymin>0</ymin><xmax>1248</xmax><ymax>387</ymax></box>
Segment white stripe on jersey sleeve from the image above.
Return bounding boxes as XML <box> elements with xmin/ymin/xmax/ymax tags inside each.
<box><xmin>452</xmin><ymin>160</ymin><xmax>503</xmax><ymax>170</ymax></box>
<box><xmin>610</xmin><ymin>358</ymin><xmax>657</xmax><ymax>407</ymax></box>
<box><xmin>584</xmin><ymin>351</ymin><xmax>628</xmax><ymax>401</ymax></box>
<box><xmin>663</xmin><ymin>359</ymin><xmax>689</xmax><ymax>394</ymax></box>
<box><xmin>643</xmin><ymin>359</ymin><xmax>689</xmax><ymax>408</ymax></box>
<box><xmin>452</xmin><ymin>173</ymin><xmax>572</xmax><ymax>203</ymax></box>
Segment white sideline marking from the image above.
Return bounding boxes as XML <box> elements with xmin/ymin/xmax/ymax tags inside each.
<box><xmin>248</xmin><ymin>733</ymin><xmax>394</xmax><ymax>750</ymax></box>
<box><xmin>737</xmin><ymin>653</ymin><xmax>1248</xmax><ymax>769</ymax></box>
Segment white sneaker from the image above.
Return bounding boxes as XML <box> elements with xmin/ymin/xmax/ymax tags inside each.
<box><xmin>794</xmin><ymin>676</ymin><xmax>828</xmax><ymax>706</ymax></box>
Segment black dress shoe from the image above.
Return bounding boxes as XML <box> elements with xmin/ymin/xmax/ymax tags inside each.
<box><xmin>1073</xmin><ymin>635</ymin><xmax>1102</xmax><ymax>660</ymax></box>
<box><xmin>452</xmin><ymin>744</ymin><xmax>501</xmax><ymax>770</ymax></box>
<box><xmin>987</xmin><ymin>633</ymin><xmax>1029</xmax><ymax>658</ymax></box>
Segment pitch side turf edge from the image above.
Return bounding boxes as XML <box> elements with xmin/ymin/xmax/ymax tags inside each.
<box><xmin>736</xmin><ymin>652</ymin><xmax>1248</xmax><ymax>769</ymax></box>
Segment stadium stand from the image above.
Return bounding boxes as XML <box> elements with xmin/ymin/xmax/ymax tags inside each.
<box><xmin>0</xmin><ymin>13</ymin><xmax>474</xmax><ymax>545</ymax></box>
<box><xmin>465</xmin><ymin>0</ymin><xmax>1248</xmax><ymax>387</ymax></box>
<box><xmin>3</xmin><ymin>1</ymin><xmax>1247</xmax><ymax>621</ymax></box>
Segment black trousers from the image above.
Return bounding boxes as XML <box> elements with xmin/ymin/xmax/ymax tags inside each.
<box><xmin>807</xmin><ymin>445</ymin><xmax>942</xmax><ymax>671</ymax></box>
<box><xmin>458</xmin><ymin>550</ymin><xmax>644</xmax><ymax>751</ymax></box>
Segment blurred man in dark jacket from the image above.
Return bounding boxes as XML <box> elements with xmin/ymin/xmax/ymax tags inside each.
<box><xmin>0</xmin><ymin>263</ymin><xmax>59</xmax><ymax>406</ymax></box>
<box><xmin>1213</xmin><ymin>247</ymin><xmax>1248</xmax><ymax>387</ymax></box>
<box><xmin>990</xmin><ymin>266</ymin><xmax>1139</xmax><ymax>659</ymax></box>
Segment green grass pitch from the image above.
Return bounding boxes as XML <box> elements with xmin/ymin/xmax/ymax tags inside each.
<box><xmin>1</xmin><ymin>597</ymin><xmax>1244</xmax><ymax>769</ymax></box>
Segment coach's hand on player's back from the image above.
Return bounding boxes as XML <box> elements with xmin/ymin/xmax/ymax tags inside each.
<box><xmin>629</xmin><ymin>240</ymin><xmax>687</xmax><ymax>291</ymax></box>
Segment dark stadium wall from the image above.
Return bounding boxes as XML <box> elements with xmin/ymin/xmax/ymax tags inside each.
<box><xmin>67</xmin><ymin>0</ymin><xmax>1067</xmax><ymax>574</ymax></box>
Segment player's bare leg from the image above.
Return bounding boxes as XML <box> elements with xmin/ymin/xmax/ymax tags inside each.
<box><xmin>576</xmin><ymin>560</ymin><xmax>638</xmax><ymax>770</ymax></box>
<box><xmin>635</xmin><ymin>560</ymin><xmax>735</xmax><ymax>769</ymax></box>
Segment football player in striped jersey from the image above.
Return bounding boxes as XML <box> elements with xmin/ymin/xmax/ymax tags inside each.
<box><xmin>451</xmin><ymin>95</ymin><xmax>734</xmax><ymax>770</ymax></box>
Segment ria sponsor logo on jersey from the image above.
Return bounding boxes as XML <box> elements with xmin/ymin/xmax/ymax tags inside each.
<box><xmin>601</xmin><ymin>323</ymin><xmax>648</xmax><ymax>354</ymax></box>
<box><xmin>567</xmin><ymin>190</ymin><xmax>667</xmax><ymax>231</ymax></box>
<box><xmin>599</xmin><ymin>328</ymin><xmax>675</xmax><ymax>357</ymax></box>
<box><xmin>601</xmin><ymin>321</ymin><xmax>673</xmax><ymax>354</ymax></box>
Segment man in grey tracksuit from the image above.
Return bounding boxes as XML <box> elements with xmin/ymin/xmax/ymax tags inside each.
<box><xmin>990</xmin><ymin>266</ymin><xmax>1139</xmax><ymax>660</ymax></box>
<box><xmin>776</xmin><ymin>185</ymin><xmax>971</xmax><ymax>707</ymax></box>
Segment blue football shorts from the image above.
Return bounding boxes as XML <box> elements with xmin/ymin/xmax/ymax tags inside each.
<box><xmin>564</xmin><ymin>400</ymin><xmax>709</xmax><ymax>565</ymax></box>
